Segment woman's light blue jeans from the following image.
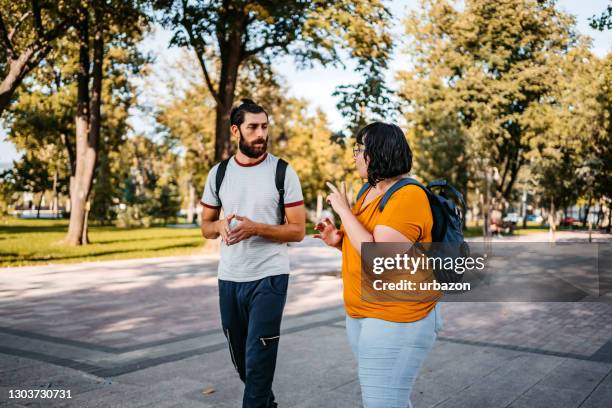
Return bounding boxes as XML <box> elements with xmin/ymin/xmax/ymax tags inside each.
<box><xmin>345</xmin><ymin>303</ymin><xmax>443</xmax><ymax>408</ymax></box>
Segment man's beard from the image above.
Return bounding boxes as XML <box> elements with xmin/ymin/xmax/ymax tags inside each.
<box><xmin>238</xmin><ymin>129</ymin><xmax>268</xmax><ymax>159</ymax></box>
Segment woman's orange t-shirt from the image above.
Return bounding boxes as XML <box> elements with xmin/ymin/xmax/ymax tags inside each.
<box><xmin>340</xmin><ymin>183</ymin><xmax>440</xmax><ymax>323</ymax></box>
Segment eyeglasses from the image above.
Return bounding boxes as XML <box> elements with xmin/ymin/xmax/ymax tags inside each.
<box><xmin>352</xmin><ymin>145</ymin><xmax>365</xmax><ymax>157</ymax></box>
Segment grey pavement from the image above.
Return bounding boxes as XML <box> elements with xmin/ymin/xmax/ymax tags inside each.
<box><xmin>1</xmin><ymin>233</ymin><xmax>611</xmax><ymax>407</ymax></box>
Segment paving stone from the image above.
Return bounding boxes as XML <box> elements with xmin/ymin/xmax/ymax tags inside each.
<box><xmin>580</xmin><ymin>383</ymin><xmax>612</xmax><ymax>408</ymax></box>
<box><xmin>508</xmin><ymin>384</ymin><xmax>590</xmax><ymax>408</ymax></box>
<box><xmin>1</xmin><ymin>235</ymin><xmax>611</xmax><ymax>407</ymax></box>
<box><xmin>536</xmin><ymin>361</ymin><xmax>611</xmax><ymax>391</ymax></box>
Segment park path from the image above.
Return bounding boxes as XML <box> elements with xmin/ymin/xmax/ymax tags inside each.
<box><xmin>1</xmin><ymin>233</ymin><xmax>611</xmax><ymax>407</ymax></box>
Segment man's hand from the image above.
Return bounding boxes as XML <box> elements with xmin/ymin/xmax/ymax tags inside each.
<box><xmin>228</xmin><ymin>215</ymin><xmax>259</xmax><ymax>245</ymax></box>
<box><xmin>314</xmin><ymin>217</ymin><xmax>343</xmax><ymax>248</ymax></box>
<box><xmin>216</xmin><ymin>213</ymin><xmax>235</xmax><ymax>245</ymax></box>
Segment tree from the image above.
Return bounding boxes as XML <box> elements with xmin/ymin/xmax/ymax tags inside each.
<box><xmin>155</xmin><ymin>51</ymin><xmax>358</xmax><ymax>215</ymax></box>
<box><xmin>11</xmin><ymin>152</ymin><xmax>52</xmax><ymax>216</ymax></box>
<box><xmin>63</xmin><ymin>0</ymin><xmax>149</xmax><ymax>245</ymax></box>
<box><xmin>151</xmin><ymin>181</ymin><xmax>182</xmax><ymax>225</ymax></box>
<box><xmin>528</xmin><ymin>41</ymin><xmax>610</xmax><ymax>236</ymax></box>
<box><xmin>155</xmin><ymin>0</ymin><xmax>393</xmax><ymax>162</ymax></box>
<box><xmin>4</xmin><ymin>3</ymin><xmax>149</xmax><ymax>241</ymax></box>
<box><xmin>5</xmin><ymin>36</ymin><xmax>144</xmax><ymax>226</ymax></box>
<box><xmin>398</xmin><ymin>0</ymin><xmax>578</xmax><ymax>205</ymax></box>
<box><xmin>115</xmin><ymin>135</ymin><xmax>181</xmax><ymax>227</ymax></box>
<box><xmin>589</xmin><ymin>4</ymin><xmax>612</xmax><ymax>31</ymax></box>
<box><xmin>0</xmin><ymin>0</ymin><xmax>76</xmax><ymax>117</ymax></box>
<box><xmin>156</xmin><ymin>52</ymin><xmax>285</xmax><ymax>221</ymax></box>
<box><xmin>5</xmin><ymin>47</ymin><xmax>75</xmax><ymax>217</ymax></box>
<box><xmin>0</xmin><ymin>168</ymin><xmax>17</xmax><ymax>216</ymax></box>
<box><xmin>270</xmin><ymin>99</ymin><xmax>354</xmax><ymax>208</ymax></box>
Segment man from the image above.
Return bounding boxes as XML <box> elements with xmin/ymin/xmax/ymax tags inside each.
<box><xmin>200</xmin><ymin>99</ymin><xmax>306</xmax><ymax>408</ymax></box>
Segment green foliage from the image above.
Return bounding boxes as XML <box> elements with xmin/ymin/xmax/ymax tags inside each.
<box><xmin>528</xmin><ymin>45</ymin><xmax>611</xmax><ymax>212</ymax></box>
<box><xmin>3</xmin><ymin>13</ymin><xmax>150</xmax><ymax>224</ymax></box>
<box><xmin>398</xmin><ymin>0</ymin><xmax>587</xmax><ymax>206</ymax></box>
<box><xmin>0</xmin><ymin>0</ymin><xmax>80</xmax><ymax>115</ymax></box>
<box><xmin>0</xmin><ymin>168</ymin><xmax>17</xmax><ymax>215</ymax></box>
<box><xmin>114</xmin><ymin>135</ymin><xmax>182</xmax><ymax>227</ymax></box>
<box><xmin>154</xmin><ymin>54</ymin><xmax>359</xmax><ymax>211</ymax></box>
<box><xmin>270</xmin><ymin>99</ymin><xmax>357</xmax><ymax>207</ymax></box>
<box><xmin>10</xmin><ymin>152</ymin><xmax>52</xmax><ymax>194</ymax></box>
<box><xmin>155</xmin><ymin>0</ymin><xmax>395</xmax><ymax>158</ymax></box>
<box><xmin>589</xmin><ymin>4</ymin><xmax>612</xmax><ymax>31</ymax></box>
<box><xmin>151</xmin><ymin>181</ymin><xmax>182</xmax><ymax>225</ymax></box>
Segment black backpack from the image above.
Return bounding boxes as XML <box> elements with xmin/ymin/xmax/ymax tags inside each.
<box><xmin>214</xmin><ymin>157</ymin><xmax>288</xmax><ymax>225</ymax></box>
<box><xmin>356</xmin><ymin>178</ymin><xmax>468</xmax><ymax>283</ymax></box>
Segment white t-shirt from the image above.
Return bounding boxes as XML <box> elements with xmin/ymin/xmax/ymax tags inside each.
<box><xmin>201</xmin><ymin>153</ymin><xmax>304</xmax><ymax>282</ymax></box>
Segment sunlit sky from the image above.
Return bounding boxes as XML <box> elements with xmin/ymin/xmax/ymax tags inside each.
<box><xmin>1</xmin><ymin>0</ymin><xmax>609</xmax><ymax>164</ymax></box>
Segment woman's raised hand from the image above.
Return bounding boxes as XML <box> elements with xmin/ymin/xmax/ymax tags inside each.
<box><xmin>325</xmin><ymin>181</ymin><xmax>351</xmax><ymax>216</ymax></box>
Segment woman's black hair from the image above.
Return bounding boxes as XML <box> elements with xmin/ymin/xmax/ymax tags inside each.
<box><xmin>230</xmin><ymin>98</ymin><xmax>268</xmax><ymax>127</ymax></box>
<box><xmin>356</xmin><ymin>122</ymin><xmax>412</xmax><ymax>187</ymax></box>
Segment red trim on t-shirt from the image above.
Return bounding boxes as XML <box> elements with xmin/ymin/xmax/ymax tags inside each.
<box><xmin>234</xmin><ymin>153</ymin><xmax>268</xmax><ymax>167</ymax></box>
<box><xmin>199</xmin><ymin>200</ymin><xmax>220</xmax><ymax>210</ymax></box>
<box><xmin>284</xmin><ymin>200</ymin><xmax>304</xmax><ymax>208</ymax></box>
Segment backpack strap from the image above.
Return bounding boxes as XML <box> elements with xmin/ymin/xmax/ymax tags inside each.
<box><xmin>275</xmin><ymin>158</ymin><xmax>288</xmax><ymax>224</ymax></box>
<box><xmin>427</xmin><ymin>179</ymin><xmax>466</xmax><ymax>210</ymax></box>
<box><xmin>356</xmin><ymin>182</ymin><xmax>371</xmax><ymax>203</ymax></box>
<box><xmin>378</xmin><ymin>177</ymin><xmax>440</xmax><ymax>242</ymax></box>
<box><xmin>215</xmin><ymin>158</ymin><xmax>231</xmax><ymax>209</ymax></box>
<box><xmin>379</xmin><ymin>178</ymin><xmax>426</xmax><ymax>211</ymax></box>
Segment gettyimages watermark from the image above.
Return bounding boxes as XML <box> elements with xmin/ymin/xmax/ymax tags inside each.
<box><xmin>360</xmin><ymin>242</ymin><xmax>612</xmax><ymax>302</ymax></box>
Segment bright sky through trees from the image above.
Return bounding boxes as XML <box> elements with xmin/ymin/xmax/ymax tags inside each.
<box><xmin>0</xmin><ymin>0</ymin><xmax>609</xmax><ymax>164</ymax></box>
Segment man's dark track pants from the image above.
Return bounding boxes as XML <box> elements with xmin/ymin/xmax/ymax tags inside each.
<box><xmin>219</xmin><ymin>274</ymin><xmax>289</xmax><ymax>408</ymax></box>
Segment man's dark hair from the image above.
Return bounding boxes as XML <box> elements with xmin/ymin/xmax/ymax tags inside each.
<box><xmin>230</xmin><ymin>98</ymin><xmax>268</xmax><ymax>128</ymax></box>
<box><xmin>356</xmin><ymin>122</ymin><xmax>412</xmax><ymax>187</ymax></box>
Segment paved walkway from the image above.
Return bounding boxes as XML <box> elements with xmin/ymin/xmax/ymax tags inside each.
<box><xmin>1</xmin><ymin>233</ymin><xmax>611</xmax><ymax>407</ymax></box>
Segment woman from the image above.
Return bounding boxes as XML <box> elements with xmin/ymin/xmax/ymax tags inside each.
<box><xmin>314</xmin><ymin>122</ymin><xmax>443</xmax><ymax>408</ymax></box>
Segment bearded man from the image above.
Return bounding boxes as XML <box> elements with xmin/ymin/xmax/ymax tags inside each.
<box><xmin>200</xmin><ymin>99</ymin><xmax>306</xmax><ymax>408</ymax></box>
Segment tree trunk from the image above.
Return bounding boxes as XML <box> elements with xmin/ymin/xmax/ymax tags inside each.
<box><xmin>64</xmin><ymin>6</ymin><xmax>103</xmax><ymax>246</ymax></box>
<box><xmin>52</xmin><ymin>167</ymin><xmax>59</xmax><ymax>218</ymax></box>
<box><xmin>0</xmin><ymin>8</ymin><xmax>71</xmax><ymax>117</ymax></box>
<box><xmin>596</xmin><ymin>203</ymin><xmax>604</xmax><ymax>229</ymax></box>
<box><xmin>462</xmin><ymin>188</ymin><xmax>468</xmax><ymax>229</ymax></box>
<box><xmin>484</xmin><ymin>168</ymin><xmax>491</xmax><ymax>237</ymax></box>
<box><xmin>582</xmin><ymin>198</ymin><xmax>592</xmax><ymax>227</ymax></box>
<box><xmin>36</xmin><ymin>190</ymin><xmax>44</xmax><ymax>218</ymax></box>
<box><xmin>82</xmin><ymin>202</ymin><xmax>90</xmax><ymax>243</ymax></box>
<box><xmin>548</xmin><ymin>198</ymin><xmax>556</xmax><ymax>243</ymax></box>
<box><xmin>0</xmin><ymin>48</ymin><xmax>38</xmax><ymax>117</ymax></box>
<box><xmin>214</xmin><ymin>103</ymin><xmax>232</xmax><ymax>161</ymax></box>
<box><xmin>213</xmin><ymin>27</ymin><xmax>243</xmax><ymax>162</ymax></box>
<box><xmin>187</xmin><ymin>180</ymin><xmax>195</xmax><ymax>223</ymax></box>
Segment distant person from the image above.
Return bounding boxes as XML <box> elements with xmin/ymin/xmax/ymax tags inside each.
<box><xmin>315</xmin><ymin>122</ymin><xmax>442</xmax><ymax>408</ymax></box>
<box><xmin>200</xmin><ymin>99</ymin><xmax>306</xmax><ymax>408</ymax></box>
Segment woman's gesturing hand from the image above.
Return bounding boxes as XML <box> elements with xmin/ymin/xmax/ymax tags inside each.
<box><xmin>313</xmin><ymin>217</ymin><xmax>343</xmax><ymax>248</ymax></box>
<box><xmin>325</xmin><ymin>181</ymin><xmax>351</xmax><ymax>216</ymax></box>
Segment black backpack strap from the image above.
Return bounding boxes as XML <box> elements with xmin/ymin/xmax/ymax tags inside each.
<box><xmin>427</xmin><ymin>179</ymin><xmax>466</xmax><ymax>210</ymax></box>
<box><xmin>379</xmin><ymin>178</ymin><xmax>426</xmax><ymax>211</ymax></box>
<box><xmin>378</xmin><ymin>178</ymin><xmax>438</xmax><ymax>242</ymax></box>
<box><xmin>215</xmin><ymin>158</ymin><xmax>231</xmax><ymax>209</ymax></box>
<box><xmin>275</xmin><ymin>159</ymin><xmax>288</xmax><ymax>224</ymax></box>
<box><xmin>356</xmin><ymin>183</ymin><xmax>371</xmax><ymax>203</ymax></box>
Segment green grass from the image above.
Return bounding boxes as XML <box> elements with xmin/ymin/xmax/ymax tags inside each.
<box><xmin>464</xmin><ymin>226</ymin><xmax>483</xmax><ymax>238</ymax></box>
<box><xmin>514</xmin><ymin>227</ymin><xmax>549</xmax><ymax>235</ymax></box>
<box><xmin>0</xmin><ymin>218</ymin><xmax>206</xmax><ymax>267</ymax></box>
<box><xmin>465</xmin><ymin>220</ymin><xmax>587</xmax><ymax>237</ymax></box>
